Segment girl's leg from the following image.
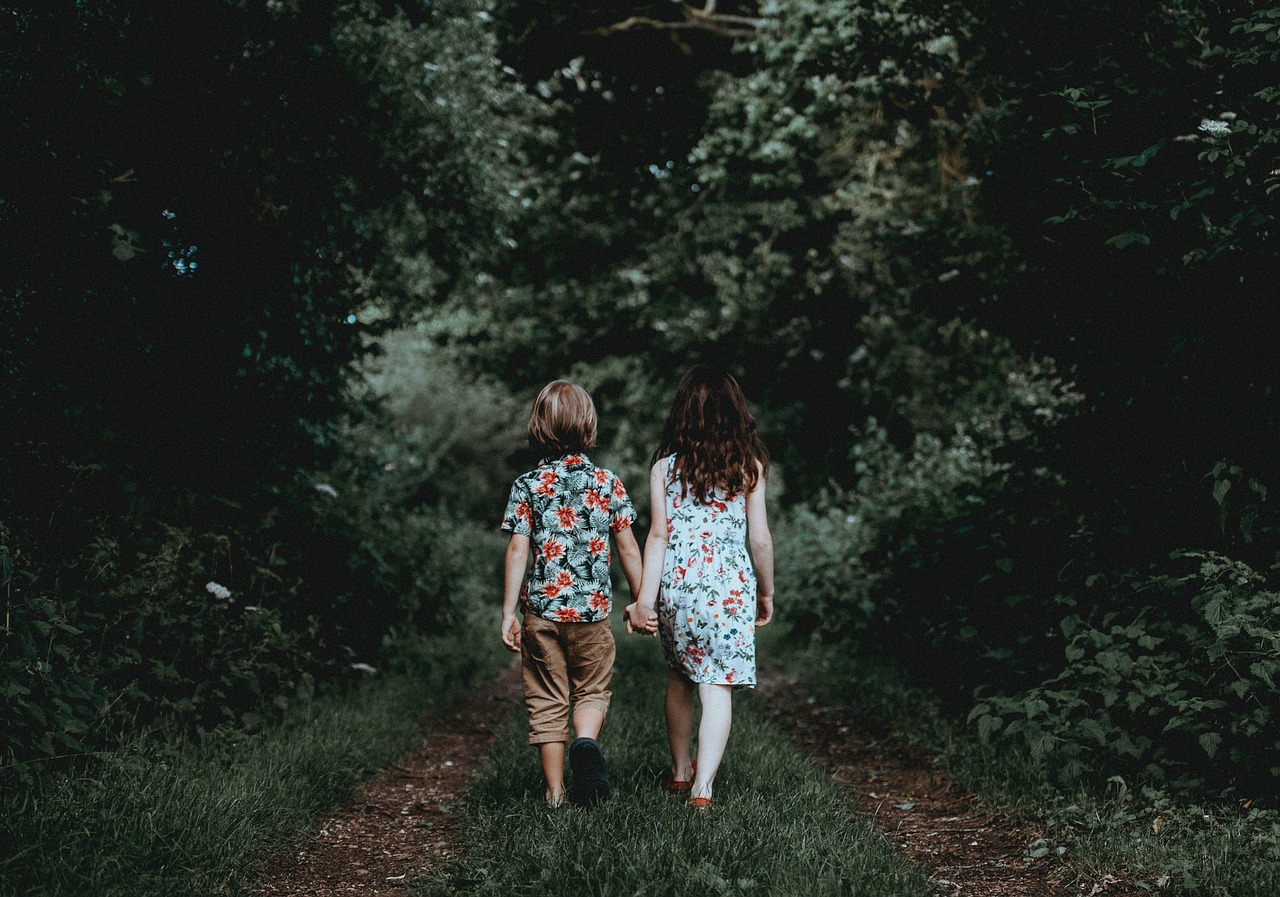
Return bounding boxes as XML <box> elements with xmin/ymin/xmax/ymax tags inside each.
<box><xmin>664</xmin><ymin>667</ymin><xmax>696</xmax><ymax>781</ymax></box>
<box><xmin>689</xmin><ymin>683</ymin><xmax>732</xmax><ymax>800</ymax></box>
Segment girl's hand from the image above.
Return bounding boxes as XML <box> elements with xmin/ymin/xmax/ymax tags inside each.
<box><xmin>501</xmin><ymin>613</ymin><xmax>522</xmax><ymax>652</ymax></box>
<box><xmin>755</xmin><ymin>593</ymin><xmax>774</xmax><ymax>627</ymax></box>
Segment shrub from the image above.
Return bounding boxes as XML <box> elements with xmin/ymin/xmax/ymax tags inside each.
<box><xmin>969</xmin><ymin>551</ymin><xmax>1280</xmax><ymax>794</ymax></box>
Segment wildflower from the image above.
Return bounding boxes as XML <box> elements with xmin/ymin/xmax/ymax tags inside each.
<box><xmin>350</xmin><ymin>662</ymin><xmax>378</xmax><ymax>675</ymax></box>
<box><xmin>1198</xmin><ymin>119</ymin><xmax>1230</xmax><ymax>135</ymax></box>
<box><xmin>206</xmin><ymin>581</ymin><xmax>232</xmax><ymax>600</ymax></box>
<box><xmin>314</xmin><ymin>483</ymin><xmax>339</xmax><ymax>498</ymax></box>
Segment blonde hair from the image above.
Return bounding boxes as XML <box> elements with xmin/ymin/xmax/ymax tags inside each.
<box><xmin>528</xmin><ymin>380</ymin><xmax>598</xmax><ymax>456</ymax></box>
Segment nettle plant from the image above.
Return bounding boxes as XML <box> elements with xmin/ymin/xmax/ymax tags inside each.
<box><xmin>969</xmin><ymin>551</ymin><xmax>1280</xmax><ymax>794</ymax></box>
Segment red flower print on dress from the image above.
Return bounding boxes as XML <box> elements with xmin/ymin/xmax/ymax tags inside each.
<box><xmin>564</xmin><ymin>455</ymin><xmax>584</xmax><ymax>466</ymax></box>
<box><xmin>542</xmin><ymin>539</ymin><xmax>566</xmax><ymax>562</ymax></box>
<box><xmin>554</xmin><ymin>506</ymin><xmax>581</xmax><ymax>529</ymax></box>
<box><xmin>612</xmin><ymin>480</ymin><xmax>627</xmax><ymax>499</ymax></box>
<box><xmin>588</xmin><ymin>591</ymin><xmax>609</xmax><ymax>614</ymax></box>
<box><xmin>588</xmin><ymin>535</ymin><xmax>607</xmax><ymax>555</ymax></box>
<box><xmin>554</xmin><ymin>570</ymin><xmax>574</xmax><ymax>590</ymax></box>
<box><xmin>593</xmin><ymin>469</ymin><xmax>610</xmax><ymax>485</ymax></box>
<box><xmin>555</xmin><ymin>607</ymin><xmax>584</xmax><ymax>622</ymax></box>
<box><xmin>515</xmin><ymin>501</ymin><xmax>532</xmax><ymax>524</ymax></box>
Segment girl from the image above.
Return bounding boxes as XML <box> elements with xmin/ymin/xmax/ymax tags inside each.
<box><xmin>627</xmin><ymin>365</ymin><xmax>775</xmax><ymax>809</ymax></box>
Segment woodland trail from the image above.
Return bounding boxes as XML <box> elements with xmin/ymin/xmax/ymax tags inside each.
<box><xmin>252</xmin><ymin>659</ymin><xmax>1138</xmax><ymax>897</ymax></box>
<box><xmin>252</xmin><ymin>663</ymin><xmax>524</xmax><ymax>897</ymax></box>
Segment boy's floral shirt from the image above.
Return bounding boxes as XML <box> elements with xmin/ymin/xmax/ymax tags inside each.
<box><xmin>501</xmin><ymin>454</ymin><xmax>635</xmax><ymax>623</ymax></box>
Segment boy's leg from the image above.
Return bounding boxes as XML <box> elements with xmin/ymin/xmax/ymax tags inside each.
<box><xmin>690</xmin><ymin>683</ymin><xmax>732</xmax><ymax>800</ymax></box>
<box><xmin>537</xmin><ymin>742</ymin><xmax>566</xmax><ymax>806</ymax></box>
<box><xmin>565</xmin><ymin>620</ymin><xmax>615</xmax><ymax>806</ymax></box>
<box><xmin>521</xmin><ymin>615</ymin><xmax>571</xmax><ymax>803</ymax></box>
<box><xmin>665</xmin><ymin>667</ymin><xmax>696</xmax><ymax>782</ymax></box>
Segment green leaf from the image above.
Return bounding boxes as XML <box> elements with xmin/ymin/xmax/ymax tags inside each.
<box><xmin>1199</xmin><ymin>732</ymin><xmax>1222</xmax><ymax>759</ymax></box>
<box><xmin>1104</xmin><ymin>231</ymin><xmax>1150</xmax><ymax>249</ymax></box>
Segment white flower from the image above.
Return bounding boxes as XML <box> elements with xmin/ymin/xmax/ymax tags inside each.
<box><xmin>314</xmin><ymin>483</ymin><xmax>338</xmax><ymax>498</ymax></box>
<box><xmin>350</xmin><ymin>662</ymin><xmax>378</xmax><ymax>675</ymax></box>
<box><xmin>1198</xmin><ymin>119</ymin><xmax>1230</xmax><ymax>135</ymax></box>
<box><xmin>206</xmin><ymin>581</ymin><xmax>232</xmax><ymax>600</ymax></box>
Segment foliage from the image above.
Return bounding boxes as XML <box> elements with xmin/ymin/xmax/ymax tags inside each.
<box><xmin>0</xmin><ymin>622</ymin><xmax>500</xmax><ymax>897</ymax></box>
<box><xmin>1</xmin><ymin>0</ymin><xmax>534</xmax><ymax>775</ymax></box>
<box><xmin>969</xmin><ymin>552</ymin><xmax>1280</xmax><ymax>794</ymax></box>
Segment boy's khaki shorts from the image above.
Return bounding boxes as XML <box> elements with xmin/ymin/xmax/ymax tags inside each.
<box><xmin>521</xmin><ymin>613</ymin><xmax>615</xmax><ymax>745</ymax></box>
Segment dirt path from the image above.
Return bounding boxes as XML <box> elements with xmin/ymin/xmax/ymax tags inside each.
<box><xmin>754</xmin><ymin>669</ymin><xmax>1141</xmax><ymax>897</ymax></box>
<box><xmin>253</xmin><ymin>661</ymin><xmax>523</xmax><ymax>897</ymax></box>
<box><xmin>254</xmin><ymin>657</ymin><xmax>1136</xmax><ymax>896</ymax></box>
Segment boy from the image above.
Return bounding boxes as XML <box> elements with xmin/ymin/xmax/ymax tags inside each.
<box><xmin>500</xmin><ymin>380</ymin><xmax>642</xmax><ymax>807</ymax></box>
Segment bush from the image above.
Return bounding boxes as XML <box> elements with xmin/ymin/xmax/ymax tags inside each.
<box><xmin>969</xmin><ymin>551</ymin><xmax>1280</xmax><ymax>794</ymax></box>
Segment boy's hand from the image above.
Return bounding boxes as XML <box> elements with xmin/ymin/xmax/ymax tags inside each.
<box><xmin>625</xmin><ymin>602</ymin><xmax>658</xmax><ymax>636</ymax></box>
<box><xmin>501</xmin><ymin>613</ymin><xmax>522</xmax><ymax>652</ymax></box>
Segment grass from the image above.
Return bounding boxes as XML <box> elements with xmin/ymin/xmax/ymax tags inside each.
<box><xmin>767</xmin><ymin>631</ymin><xmax>1280</xmax><ymax>897</ymax></box>
<box><xmin>415</xmin><ymin>620</ymin><xmax>933</xmax><ymax>897</ymax></box>
<box><xmin>0</xmin><ymin>622</ymin><xmax>506</xmax><ymax>897</ymax></box>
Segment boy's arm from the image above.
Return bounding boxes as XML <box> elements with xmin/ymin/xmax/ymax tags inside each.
<box><xmin>745</xmin><ymin>463</ymin><xmax>775</xmax><ymax>626</ymax></box>
<box><xmin>614</xmin><ymin>525</ymin><xmax>643</xmax><ymax>599</ymax></box>
<box><xmin>501</xmin><ymin>534</ymin><xmax>530</xmax><ymax>652</ymax></box>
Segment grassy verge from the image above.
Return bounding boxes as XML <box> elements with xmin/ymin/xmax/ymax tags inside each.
<box><xmin>766</xmin><ymin>630</ymin><xmax>1280</xmax><ymax>897</ymax></box>
<box><xmin>0</xmin><ymin>621</ymin><xmax>506</xmax><ymax>897</ymax></box>
<box><xmin>416</xmin><ymin>620</ymin><xmax>933</xmax><ymax>897</ymax></box>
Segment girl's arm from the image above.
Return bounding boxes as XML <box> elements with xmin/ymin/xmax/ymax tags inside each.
<box><xmin>501</xmin><ymin>533</ymin><xmax>531</xmax><ymax>651</ymax></box>
<box><xmin>626</xmin><ymin>458</ymin><xmax>669</xmax><ymax>635</ymax></box>
<box><xmin>745</xmin><ymin>461</ymin><xmax>775</xmax><ymax>626</ymax></box>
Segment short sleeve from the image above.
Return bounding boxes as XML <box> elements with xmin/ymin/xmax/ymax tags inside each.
<box><xmin>502</xmin><ymin>479</ymin><xmax>533</xmax><ymax>536</ymax></box>
<box><xmin>608</xmin><ymin>475</ymin><xmax>636</xmax><ymax>533</ymax></box>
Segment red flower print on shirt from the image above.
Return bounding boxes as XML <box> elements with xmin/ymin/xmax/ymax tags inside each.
<box><xmin>535</xmin><ymin>470</ymin><xmax>559</xmax><ymax>497</ymax></box>
<box><xmin>501</xmin><ymin>455</ymin><xmax>636</xmax><ymax>624</ymax></box>
<box><xmin>585</xmin><ymin>490</ymin><xmax>610</xmax><ymax>513</ymax></box>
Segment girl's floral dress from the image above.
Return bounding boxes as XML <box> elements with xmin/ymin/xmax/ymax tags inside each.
<box><xmin>656</xmin><ymin>455</ymin><xmax>758</xmax><ymax>688</ymax></box>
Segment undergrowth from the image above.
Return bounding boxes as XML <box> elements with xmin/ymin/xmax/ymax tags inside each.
<box><xmin>771</xmin><ymin>630</ymin><xmax>1280</xmax><ymax>897</ymax></box>
<box><xmin>0</xmin><ymin>622</ymin><xmax>503</xmax><ymax>897</ymax></box>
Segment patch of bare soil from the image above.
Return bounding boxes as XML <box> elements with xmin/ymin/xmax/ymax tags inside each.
<box><xmin>754</xmin><ymin>670</ymin><xmax>1144</xmax><ymax>897</ymax></box>
<box><xmin>253</xmin><ymin>661</ymin><xmax>522</xmax><ymax>897</ymax></box>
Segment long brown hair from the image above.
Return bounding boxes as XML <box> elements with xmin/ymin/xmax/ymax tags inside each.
<box><xmin>655</xmin><ymin>365</ymin><xmax>767</xmax><ymax>503</ymax></box>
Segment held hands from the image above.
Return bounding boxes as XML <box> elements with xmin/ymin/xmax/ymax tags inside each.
<box><xmin>625</xmin><ymin>601</ymin><xmax>658</xmax><ymax>637</ymax></box>
<box><xmin>500</xmin><ymin>612</ymin><xmax>522</xmax><ymax>653</ymax></box>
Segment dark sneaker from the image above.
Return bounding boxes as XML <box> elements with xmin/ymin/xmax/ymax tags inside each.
<box><xmin>568</xmin><ymin>737</ymin><xmax>610</xmax><ymax>807</ymax></box>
